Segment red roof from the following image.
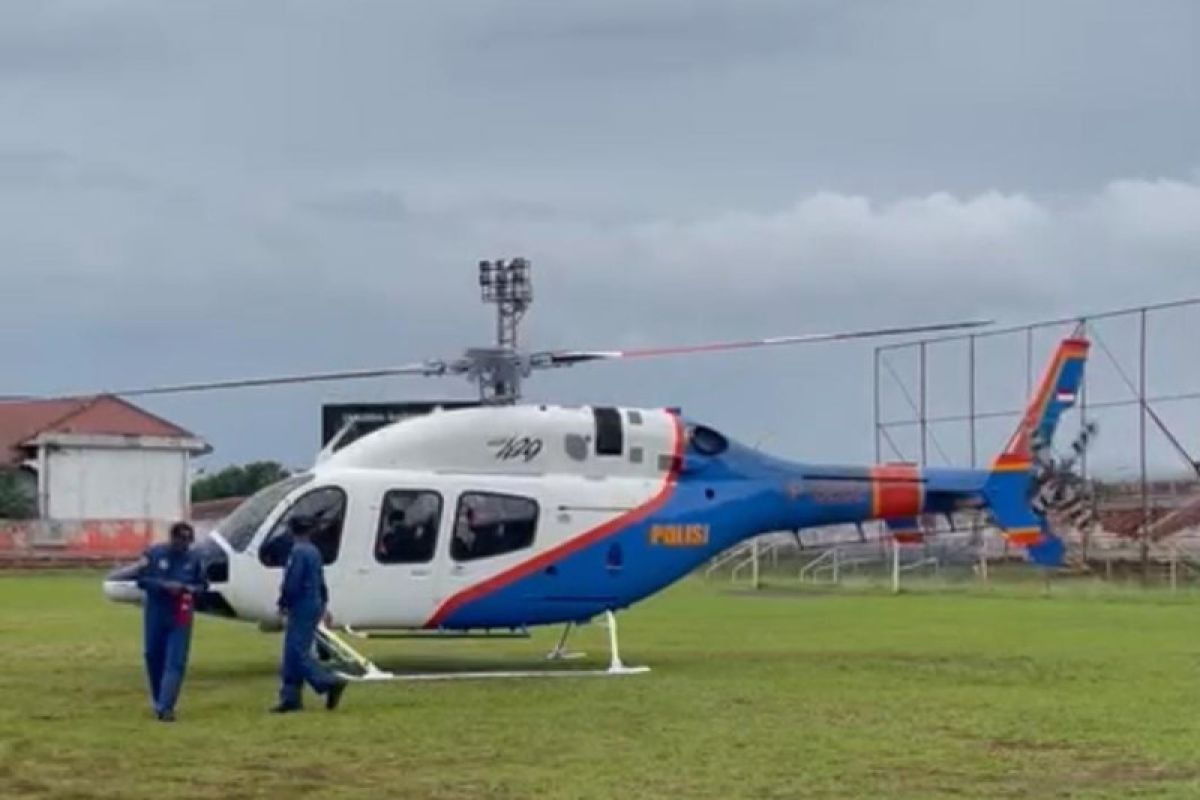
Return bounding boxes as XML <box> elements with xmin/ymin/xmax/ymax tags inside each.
<box><xmin>0</xmin><ymin>395</ymin><xmax>198</xmax><ymax>465</ymax></box>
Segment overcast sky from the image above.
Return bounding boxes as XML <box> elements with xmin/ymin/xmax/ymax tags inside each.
<box><xmin>4</xmin><ymin>1</ymin><xmax>1200</xmax><ymax>476</ymax></box>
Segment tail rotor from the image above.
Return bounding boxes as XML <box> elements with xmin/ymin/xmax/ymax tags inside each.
<box><xmin>1029</xmin><ymin>421</ymin><xmax>1099</xmax><ymax>533</ymax></box>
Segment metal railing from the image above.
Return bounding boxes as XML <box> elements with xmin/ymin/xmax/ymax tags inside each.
<box><xmin>898</xmin><ymin>556</ymin><xmax>940</xmax><ymax>575</ymax></box>
<box><xmin>730</xmin><ymin>538</ymin><xmax>790</xmax><ymax>583</ymax></box>
<box><xmin>704</xmin><ymin>541</ymin><xmax>754</xmax><ymax>579</ymax></box>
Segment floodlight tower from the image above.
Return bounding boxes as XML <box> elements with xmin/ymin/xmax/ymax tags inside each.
<box><xmin>476</xmin><ymin>257</ymin><xmax>534</xmax><ymax>403</ymax></box>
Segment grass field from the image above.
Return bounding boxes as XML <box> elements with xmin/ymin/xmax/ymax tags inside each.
<box><xmin>3</xmin><ymin>573</ymin><xmax>1200</xmax><ymax>799</ymax></box>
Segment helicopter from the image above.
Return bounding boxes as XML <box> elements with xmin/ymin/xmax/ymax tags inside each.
<box><xmin>90</xmin><ymin>258</ymin><xmax>1096</xmax><ymax>680</ymax></box>
<box><xmin>96</xmin><ymin>318</ymin><xmax>1090</xmax><ymax>681</ymax></box>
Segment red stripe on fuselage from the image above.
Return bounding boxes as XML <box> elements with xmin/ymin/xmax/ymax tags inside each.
<box><xmin>422</xmin><ymin>412</ymin><xmax>685</xmax><ymax>629</ymax></box>
<box><xmin>870</xmin><ymin>464</ymin><xmax>923</xmax><ymax>519</ymax></box>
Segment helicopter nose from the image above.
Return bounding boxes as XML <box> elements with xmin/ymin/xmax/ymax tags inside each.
<box><xmin>194</xmin><ymin>535</ymin><xmax>230</xmax><ymax>585</ymax></box>
<box><xmin>100</xmin><ymin>534</ymin><xmax>232</xmax><ymax>607</ymax></box>
<box><xmin>102</xmin><ymin>561</ymin><xmax>144</xmax><ymax>605</ymax></box>
<box><xmin>101</xmin><ymin>539</ymin><xmax>240</xmax><ymax>618</ymax></box>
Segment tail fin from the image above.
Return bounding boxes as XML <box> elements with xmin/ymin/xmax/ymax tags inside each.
<box><xmin>984</xmin><ymin>328</ymin><xmax>1090</xmax><ymax>566</ymax></box>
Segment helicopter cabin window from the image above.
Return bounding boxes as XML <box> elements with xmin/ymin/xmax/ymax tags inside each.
<box><xmin>258</xmin><ymin>486</ymin><xmax>347</xmax><ymax>568</ymax></box>
<box><xmin>220</xmin><ymin>474</ymin><xmax>315</xmax><ymax>553</ymax></box>
<box><xmin>593</xmin><ymin>406</ymin><xmax>623</xmax><ymax>456</ymax></box>
<box><xmin>375</xmin><ymin>490</ymin><xmax>442</xmax><ymax>565</ymax></box>
<box><xmin>451</xmin><ymin>492</ymin><xmax>539</xmax><ymax>562</ymax></box>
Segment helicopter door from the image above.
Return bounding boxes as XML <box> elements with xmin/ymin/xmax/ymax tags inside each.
<box><xmin>338</xmin><ymin>489</ymin><xmax>444</xmax><ymax>628</ymax></box>
<box><xmin>437</xmin><ymin>491</ymin><xmax>540</xmax><ymax>619</ymax></box>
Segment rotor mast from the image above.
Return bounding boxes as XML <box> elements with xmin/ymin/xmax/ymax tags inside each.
<box><xmin>477</xmin><ymin>257</ymin><xmax>533</xmax><ymax>404</ymax></box>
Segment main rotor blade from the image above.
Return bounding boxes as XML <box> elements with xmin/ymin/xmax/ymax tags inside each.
<box><xmin>85</xmin><ymin>361</ymin><xmax>452</xmax><ymax>398</ymax></box>
<box><xmin>35</xmin><ymin>318</ymin><xmax>993</xmax><ymax>399</ymax></box>
<box><xmin>539</xmin><ymin>318</ymin><xmax>994</xmax><ymax>367</ymax></box>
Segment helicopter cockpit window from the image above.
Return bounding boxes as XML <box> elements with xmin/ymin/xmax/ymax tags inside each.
<box><xmin>258</xmin><ymin>486</ymin><xmax>347</xmax><ymax>568</ymax></box>
<box><xmin>688</xmin><ymin>425</ymin><xmax>729</xmax><ymax>456</ymax></box>
<box><xmin>375</xmin><ymin>490</ymin><xmax>442</xmax><ymax>565</ymax></box>
<box><xmin>219</xmin><ymin>474</ymin><xmax>315</xmax><ymax>553</ymax></box>
<box><xmin>451</xmin><ymin>492</ymin><xmax>538</xmax><ymax>562</ymax></box>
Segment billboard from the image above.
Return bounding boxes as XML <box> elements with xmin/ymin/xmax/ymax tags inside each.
<box><xmin>320</xmin><ymin>401</ymin><xmax>480</xmax><ymax>453</ymax></box>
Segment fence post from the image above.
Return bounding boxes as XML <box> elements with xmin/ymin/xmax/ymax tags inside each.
<box><xmin>1139</xmin><ymin>308</ymin><xmax>1150</xmax><ymax>584</ymax></box>
<box><xmin>874</xmin><ymin>348</ymin><xmax>882</xmax><ymax>464</ymax></box>
<box><xmin>1170</xmin><ymin>543</ymin><xmax>1178</xmax><ymax>593</ymax></box>
<box><xmin>751</xmin><ymin>536</ymin><xmax>760</xmax><ymax>590</ymax></box>
<box><xmin>892</xmin><ymin>540</ymin><xmax>900</xmax><ymax>594</ymax></box>
<box><xmin>919</xmin><ymin>341</ymin><xmax>928</xmax><ymax>468</ymax></box>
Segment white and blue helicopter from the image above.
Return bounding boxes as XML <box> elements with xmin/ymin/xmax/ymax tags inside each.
<box><xmin>97</xmin><ymin>299</ymin><xmax>1091</xmax><ymax>682</ymax></box>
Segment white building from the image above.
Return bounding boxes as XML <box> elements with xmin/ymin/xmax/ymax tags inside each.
<box><xmin>0</xmin><ymin>395</ymin><xmax>209</xmax><ymax>523</ymax></box>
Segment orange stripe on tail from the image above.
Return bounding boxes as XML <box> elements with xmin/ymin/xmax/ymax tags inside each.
<box><xmin>995</xmin><ymin>335</ymin><xmax>1090</xmax><ymax>466</ymax></box>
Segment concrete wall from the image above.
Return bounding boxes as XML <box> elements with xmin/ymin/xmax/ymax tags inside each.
<box><xmin>44</xmin><ymin>446</ymin><xmax>188</xmax><ymax>521</ymax></box>
<box><xmin>0</xmin><ymin>519</ymin><xmax>162</xmax><ymax>562</ymax></box>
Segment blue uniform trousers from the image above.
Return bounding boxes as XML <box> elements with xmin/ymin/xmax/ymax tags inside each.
<box><xmin>143</xmin><ymin>610</ymin><xmax>192</xmax><ymax>716</ymax></box>
<box><xmin>278</xmin><ymin>607</ymin><xmax>338</xmax><ymax>707</ymax></box>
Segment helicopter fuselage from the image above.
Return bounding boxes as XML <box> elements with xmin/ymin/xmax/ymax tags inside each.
<box><xmin>105</xmin><ymin>402</ymin><xmax>1006</xmax><ymax>631</ymax></box>
<box><xmin>103</xmin><ymin>333</ymin><xmax>1091</xmax><ymax>637</ymax></box>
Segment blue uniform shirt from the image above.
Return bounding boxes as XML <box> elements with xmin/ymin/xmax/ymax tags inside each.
<box><xmin>136</xmin><ymin>543</ymin><xmax>207</xmax><ymax>618</ymax></box>
<box><xmin>277</xmin><ymin>540</ymin><xmax>328</xmax><ymax>617</ymax></box>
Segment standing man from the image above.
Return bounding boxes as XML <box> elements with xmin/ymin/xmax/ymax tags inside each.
<box><xmin>134</xmin><ymin>521</ymin><xmax>206</xmax><ymax>722</ymax></box>
<box><xmin>271</xmin><ymin>514</ymin><xmax>348</xmax><ymax>713</ymax></box>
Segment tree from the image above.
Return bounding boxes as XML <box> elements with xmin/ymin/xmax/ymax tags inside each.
<box><xmin>191</xmin><ymin>461</ymin><xmax>291</xmax><ymax>503</ymax></box>
<box><xmin>0</xmin><ymin>470</ymin><xmax>36</xmax><ymax>519</ymax></box>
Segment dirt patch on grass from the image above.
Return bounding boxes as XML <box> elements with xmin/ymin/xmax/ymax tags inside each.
<box><xmin>987</xmin><ymin>738</ymin><xmax>1081</xmax><ymax>753</ymax></box>
<box><xmin>980</xmin><ymin>738</ymin><xmax>1200</xmax><ymax>795</ymax></box>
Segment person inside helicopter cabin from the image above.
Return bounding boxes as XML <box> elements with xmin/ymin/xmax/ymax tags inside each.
<box><xmin>271</xmin><ymin>514</ymin><xmax>348</xmax><ymax>714</ymax></box>
<box><xmin>378</xmin><ymin>508</ymin><xmax>410</xmax><ymax>561</ymax></box>
<box><xmin>133</xmin><ymin>521</ymin><xmax>206</xmax><ymax>722</ymax></box>
<box><xmin>377</xmin><ymin>494</ymin><xmax>439</xmax><ymax>562</ymax></box>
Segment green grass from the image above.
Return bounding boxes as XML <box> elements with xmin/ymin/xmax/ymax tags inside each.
<box><xmin>3</xmin><ymin>573</ymin><xmax>1200</xmax><ymax>799</ymax></box>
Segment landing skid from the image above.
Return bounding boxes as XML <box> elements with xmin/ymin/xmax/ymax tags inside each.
<box><xmin>544</xmin><ymin>622</ymin><xmax>586</xmax><ymax>661</ymax></box>
<box><xmin>315</xmin><ymin>623</ymin><xmax>395</xmax><ymax>681</ymax></box>
<box><xmin>315</xmin><ymin>611</ymin><xmax>648</xmax><ymax>682</ymax></box>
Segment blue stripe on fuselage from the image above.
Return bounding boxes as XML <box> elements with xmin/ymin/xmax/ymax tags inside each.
<box><xmin>435</xmin><ymin>429</ymin><xmax>994</xmax><ymax>629</ymax></box>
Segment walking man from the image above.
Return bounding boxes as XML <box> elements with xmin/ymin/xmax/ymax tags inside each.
<box><xmin>134</xmin><ymin>521</ymin><xmax>206</xmax><ymax>722</ymax></box>
<box><xmin>271</xmin><ymin>515</ymin><xmax>348</xmax><ymax>713</ymax></box>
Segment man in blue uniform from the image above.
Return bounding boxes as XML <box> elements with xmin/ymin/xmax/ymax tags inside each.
<box><xmin>134</xmin><ymin>521</ymin><xmax>206</xmax><ymax>722</ymax></box>
<box><xmin>271</xmin><ymin>515</ymin><xmax>348</xmax><ymax>713</ymax></box>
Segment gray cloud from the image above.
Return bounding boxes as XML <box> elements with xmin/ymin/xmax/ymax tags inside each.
<box><xmin>302</xmin><ymin>189</ymin><xmax>409</xmax><ymax>223</ymax></box>
<box><xmin>0</xmin><ymin>3</ymin><xmax>167</xmax><ymax>77</ymax></box>
<box><xmin>1</xmin><ymin>1</ymin><xmax>1198</xmax><ymax>476</ymax></box>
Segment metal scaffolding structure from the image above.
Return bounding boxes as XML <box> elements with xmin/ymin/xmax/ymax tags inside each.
<box><xmin>873</xmin><ymin>297</ymin><xmax>1200</xmax><ymax>578</ymax></box>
